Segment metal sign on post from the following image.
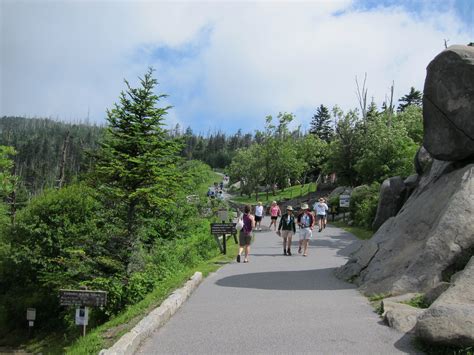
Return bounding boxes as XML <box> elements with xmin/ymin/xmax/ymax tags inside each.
<box><xmin>211</xmin><ymin>223</ymin><xmax>236</xmax><ymax>255</ymax></box>
<box><xmin>75</xmin><ymin>306</ymin><xmax>88</xmax><ymax>337</ymax></box>
<box><xmin>211</xmin><ymin>223</ymin><xmax>235</xmax><ymax>235</ymax></box>
<box><xmin>59</xmin><ymin>289</ymin><xmax>107</xmax><ymax>307</ymax></box>
<box><xmin>217</xmin><ymin>209</ymin><xmax>228</xmax><ymax>221</ymax></box>
<box><xmin>339</xmin><ymin>194</ymin><xmax>350</xmax><ymax>208</ymax></box>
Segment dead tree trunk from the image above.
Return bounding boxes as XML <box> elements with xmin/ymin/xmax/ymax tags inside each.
<box><xmin>57</xmin><ymin>131</ymin><xmax>70</xmax><ymax>189</ymax></box>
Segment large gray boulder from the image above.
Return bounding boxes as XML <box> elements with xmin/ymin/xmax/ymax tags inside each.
<box><xmin>415</xmin><ymin>257</ymin><xmax>474</xmax><ymax>347</ymax></box>
<box><xmin>423</xmin><ymin>45</ymin><xmax>474</xmax><ymax>161</ymax></box>
<box><xmin>336</xmin><ymin>160</ymin><xmax>474</xmax><ymax>296</ymax></box>
<box><xmin>372</xmin><ymin>176</ymin><xmax>406</xmax><ymax>231</ymax></box>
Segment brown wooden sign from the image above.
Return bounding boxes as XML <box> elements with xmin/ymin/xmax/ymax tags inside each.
<box><xmin>211</xmin><ymin>223</ymin><xmax>236</xmax><ymax>235</ymax></box>
<box><xmin>59</xmin><ymin>290</ymin><xmax>107</xmax><ymax>307</ymax></box>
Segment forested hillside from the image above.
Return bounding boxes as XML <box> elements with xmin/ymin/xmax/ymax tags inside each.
<box><xmin>0</xmin><ymin>117</ymin><xmax>104</xmax><ymax>194</ymax></box>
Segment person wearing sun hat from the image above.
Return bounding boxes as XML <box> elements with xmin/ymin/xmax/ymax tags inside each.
<box><xmin>277</xmin><ymin>205</ymin><xmax>296</xmax><ymax>256</ymax></box>
<box><xmin>297</xmin><ymin>203</ymin><xmax>314</xmax><ymax>256</ymax></box>
<box><xmin>313</xmin><ymin>197</ymin><xmax>329</xmax><ymax>232</ymax></box>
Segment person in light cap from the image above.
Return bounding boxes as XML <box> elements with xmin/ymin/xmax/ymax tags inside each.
<box><xmin>277</xmin><ymin>205</ymin><xmax>296</xmax><ymax>256</ymax></box>
<box><xmin>297</xmin><ymin>203</ymin><xmax>314</xmax><ymax>256</ymax></box>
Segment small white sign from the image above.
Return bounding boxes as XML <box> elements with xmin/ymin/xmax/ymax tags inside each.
<box><xmin>26</xmin><ymin>308</ymin><xmax>36</xmax><ymax>321</ymax></box>
<box><xmin>339</xmin><ymin>194</ymin><xmax>350</xmax><ymax>208</ymax></box>
<box><xmin>75</xmin><ymin>307</ymin><xmax>88</xmax><ymax>326</ymax></box>
<box><xmin>217</xmin><ymin>209</ymin><xmax>228</xmax><ymax>221</ymax></box>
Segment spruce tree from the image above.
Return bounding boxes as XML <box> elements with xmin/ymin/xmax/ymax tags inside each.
<box><xmin>397</xmin><ymin>87</ymin><xmax>422</xmax><ymax>112</ymax></box>
<box><xmin>310</xmin><ymin>105</ymin><xmax>333</xmax><ymax>142</ymax></box>
<box><xmin>92</xmin><ymin>68</ymin><xmax>182</xmax><ymax>256</ymax></box>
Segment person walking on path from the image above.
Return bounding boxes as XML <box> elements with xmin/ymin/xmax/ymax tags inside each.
<box><xmin>237</xmin><ymin>205</ymin><xmax>255</xmax><ymax>263</ymax></box>
<box><xmin>254</xmin><ymin>201</ymin><xmax>264</xmax><ymax>231</ymax></box>
<box><xmin>297</xmin><ymin>203</ymin><xmax>314</xmax><ymax>256</ymax></box>
<box><xmin>277</xmin><ymin>205</ymin><xmax>296</xmax><ymax>256</ymax></box>
<box><xmin>313</xmin><ymin>197</ymin><xmax>329</xmax><ymax>232</ymax></box>
<box><xmin>269</xmin><ymin>201</ymin><xmax>281</xmax><ymax>231</ymax></box>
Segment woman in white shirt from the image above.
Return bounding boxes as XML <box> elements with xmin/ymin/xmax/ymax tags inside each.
<box><xmin>254</xmin><ymin>201</ymin><xmax>264</xmax><ymax>231</ymax></box>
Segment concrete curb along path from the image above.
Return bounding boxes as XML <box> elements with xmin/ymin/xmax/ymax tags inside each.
<box><xmin>99</xmin><ymin>272</ymin><xmax>203</xmax><ymax>355</ymax></box>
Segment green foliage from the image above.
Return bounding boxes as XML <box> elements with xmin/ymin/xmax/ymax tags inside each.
<box><xmin>397</xmin><ymin>87</ymin><xmax>422</xmax><ymax>112</ymax></box>
<box><xmin>354</xmin><ymin>113</ymin><xmax>418</xmax><ymax>184</ymax></box>
<box><xmin>401</xmin><ymin>294</ymin><xmax>430</xmax><ymax>309</ymax></box>
<box><xmin>349</xmin><ymin>183</ymin><xmax>380</xmax><ymax>229</ymax></box>
<box><xmin>325</xmin><ymin>108</ymin><xmax>361</xmax><ymax>186</ymax></box>
<box><xmin>310</xmin><ymin>104</ymin><xmax>333</xmax><ymax>142</ymax></box>
<box><xmin>396</xmin><ymin>105</ymin><xmax>423</xmax><ymax>145</ymax></box>
<box><xmin>91</xmin><ymin>68</ymin><xmax>183</xmax><ymax>263</ymax></box>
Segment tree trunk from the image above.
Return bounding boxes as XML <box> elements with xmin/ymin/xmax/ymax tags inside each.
<box><xmin>57</xmin><ymin>131</ymin><xmax>70</xmax><ymax>189</ymax></box>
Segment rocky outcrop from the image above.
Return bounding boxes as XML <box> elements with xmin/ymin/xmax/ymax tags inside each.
<box><xmin>414</xmin><ymin>146</ymin><xmax>433</xmax><ymax>175</ymax></box>
<box><xmin>383</xmin><ymin>301</ymin><xmax>425</xmax><ymax>333</ymax></box>
<box><xmin>423</xmin><ymin>45</ymin><xmax>474</xmax><ymax>161</ymax></box>
<box><xmin>371</xmin><ymin>177</ymin><xmax>406</xmax><ymax>231</ymax></box>
<box><xmin>337</xmin><ymin>160</ymin><xmax>474</xmax><ymax>295</ymax></box>
<box><xmin>415</xmin><ymin>257</ymin><xmax>474</xmax><ymax>347</ymax></box>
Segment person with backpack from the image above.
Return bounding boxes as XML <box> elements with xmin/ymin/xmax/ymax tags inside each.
<box><xmin>237</xmin><ymin>205</ymin><xmax>255</xmax><ymax>263</ymax></box>
<box><xmin>277</xmin><ymin>205</ymin><xmax>296</xmax><ymax>256</ymax></box>
<box><xmin>297</xmin><ymin>203</ymin><xmax>314</xmax><ymax>257</ymax></box>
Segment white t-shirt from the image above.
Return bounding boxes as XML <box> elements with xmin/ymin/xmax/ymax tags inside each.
<box><xmin>314</xmin><ymin>202</ymin><xmax>328</xmax><ymax>215</ymax></box>
<box><xmin>255</xmin><ymin>205</ymin><xmax>264</xmax><ymax>217</ymax></box>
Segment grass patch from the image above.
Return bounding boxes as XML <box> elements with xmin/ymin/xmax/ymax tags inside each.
<box><xmin>330</xmin><ymin>220</ymin><xmax>374</xmax><ymax>240</ymax></box>
<box><xmin>230</xmin><ymin>182</ymin><xmax>317</xmax><ymax>205</ymax></box>
<box><xmin>401</xmin><ymin>294</ymin><xmax>430</xmax><ymax>309</ymax></box>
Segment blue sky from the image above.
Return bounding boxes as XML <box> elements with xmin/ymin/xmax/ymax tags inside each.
<box><xmin>1</xmin><ymin>0</ymin><xmax>472</xmax><ymax>135</ymax></box>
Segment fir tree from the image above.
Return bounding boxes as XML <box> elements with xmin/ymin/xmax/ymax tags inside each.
<box><xmin>397</xmin><ymin>87</ymin><xmax>422</xmax><ymax>112</ymax></box>
<box><xmin>92</xmin><ymin>68</ymin><xmax>182</xmax><ymax>257</ymax></box>
<box><xmin>310</xmin><ymin>105</ymin><xmax>333</xmax><ymax>142</ymax></box>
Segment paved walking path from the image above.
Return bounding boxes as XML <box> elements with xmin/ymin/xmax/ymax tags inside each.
<box><xmin>137</xmin><ymin>217</ymin><xmax>417</xmax><ymax>354</ymax></box>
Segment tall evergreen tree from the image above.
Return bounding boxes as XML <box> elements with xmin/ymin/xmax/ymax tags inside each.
<box><xmin>310</xmin><ymin>105</ymin><xmax>333</xmax><ymax>142</ymax></box>
<box><xmin>397</xmin><ymin>87</ymin><xmax>422</xmax><ymax>112</ymax></box>
<box><xmin>92</xmin><ymin>68</ymin><xmax>182</xmax><ymax>259</ymax></box>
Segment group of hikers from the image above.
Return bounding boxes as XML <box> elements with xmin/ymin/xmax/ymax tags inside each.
<box><xmin>236</xmin><ymin>198</ymin><xmax>329</xmax><ymax>263</ymax></box>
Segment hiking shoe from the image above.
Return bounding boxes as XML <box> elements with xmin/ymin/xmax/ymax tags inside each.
<box><xmin>236</xmin><ymin>255</ymin><xmax>241</xmax><ymax>263</ymax></box>
<box><xmin>287</xmin><ymin>249</ymin><xmax>292</xmax><ymax>256</ymax></box>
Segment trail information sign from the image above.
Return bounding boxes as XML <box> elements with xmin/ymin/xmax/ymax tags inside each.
<box><xmin>339</xmin><ymin>194</ymin><xmax>350</xmax><ymax>208</ymax></box>
<box><xmin>211</xmin><ymin>223</ymin><xmax>236</xmax><ymax>235</ymax></box>
<box><xmin>59</xmin><ymin>290</ymin><xmax>107</xmax><ymax>307</ymax></box>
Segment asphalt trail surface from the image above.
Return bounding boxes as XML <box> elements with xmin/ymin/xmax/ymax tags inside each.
<box><xmin>137</xmin><ymin>216</ymin><xmax>417</xmax><ymax>354</ymax></box>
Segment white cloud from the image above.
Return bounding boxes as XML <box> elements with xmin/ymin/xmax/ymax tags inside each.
<box><xmin>1</xmin><ymin>0</ymin><xmax>471</xmax><ymax>132</ymax></box>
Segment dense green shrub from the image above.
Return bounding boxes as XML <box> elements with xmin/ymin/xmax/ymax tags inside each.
<box><xmin>349</xmin><ymin>183</ymin><xmax>380</xmax><ymax>230</ymax></box>
<box><xmin>0</xmin><ymin>184</ymin><xmax>117</xmax><ymax>333</ymax></box>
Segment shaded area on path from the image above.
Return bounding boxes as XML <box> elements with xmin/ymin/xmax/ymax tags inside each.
<box><xmin>216</xmin><ymin>267</ymin><xmax>353</xmax><ymax>290</ymax></box>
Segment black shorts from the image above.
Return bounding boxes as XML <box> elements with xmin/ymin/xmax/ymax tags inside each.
<box><xmin>255</xmin><ymin>215</ymin><xmax>262</xmax><ymax>222</ymax></box>
<box><xmin>271</xmin><ymin>216</ymin><xmax>278</xmax><ymax>220</ymax></box>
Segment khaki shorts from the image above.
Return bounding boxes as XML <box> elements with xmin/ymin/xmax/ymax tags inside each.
<box><xmin>280</xmin><ymin>230</ymin><xmax>294</xmax><ymax>239</ymax></box>
<box><xmin>299</xmin><ymin>228</ymin><xmax>312</xmax><ymax>240</ymax></box>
